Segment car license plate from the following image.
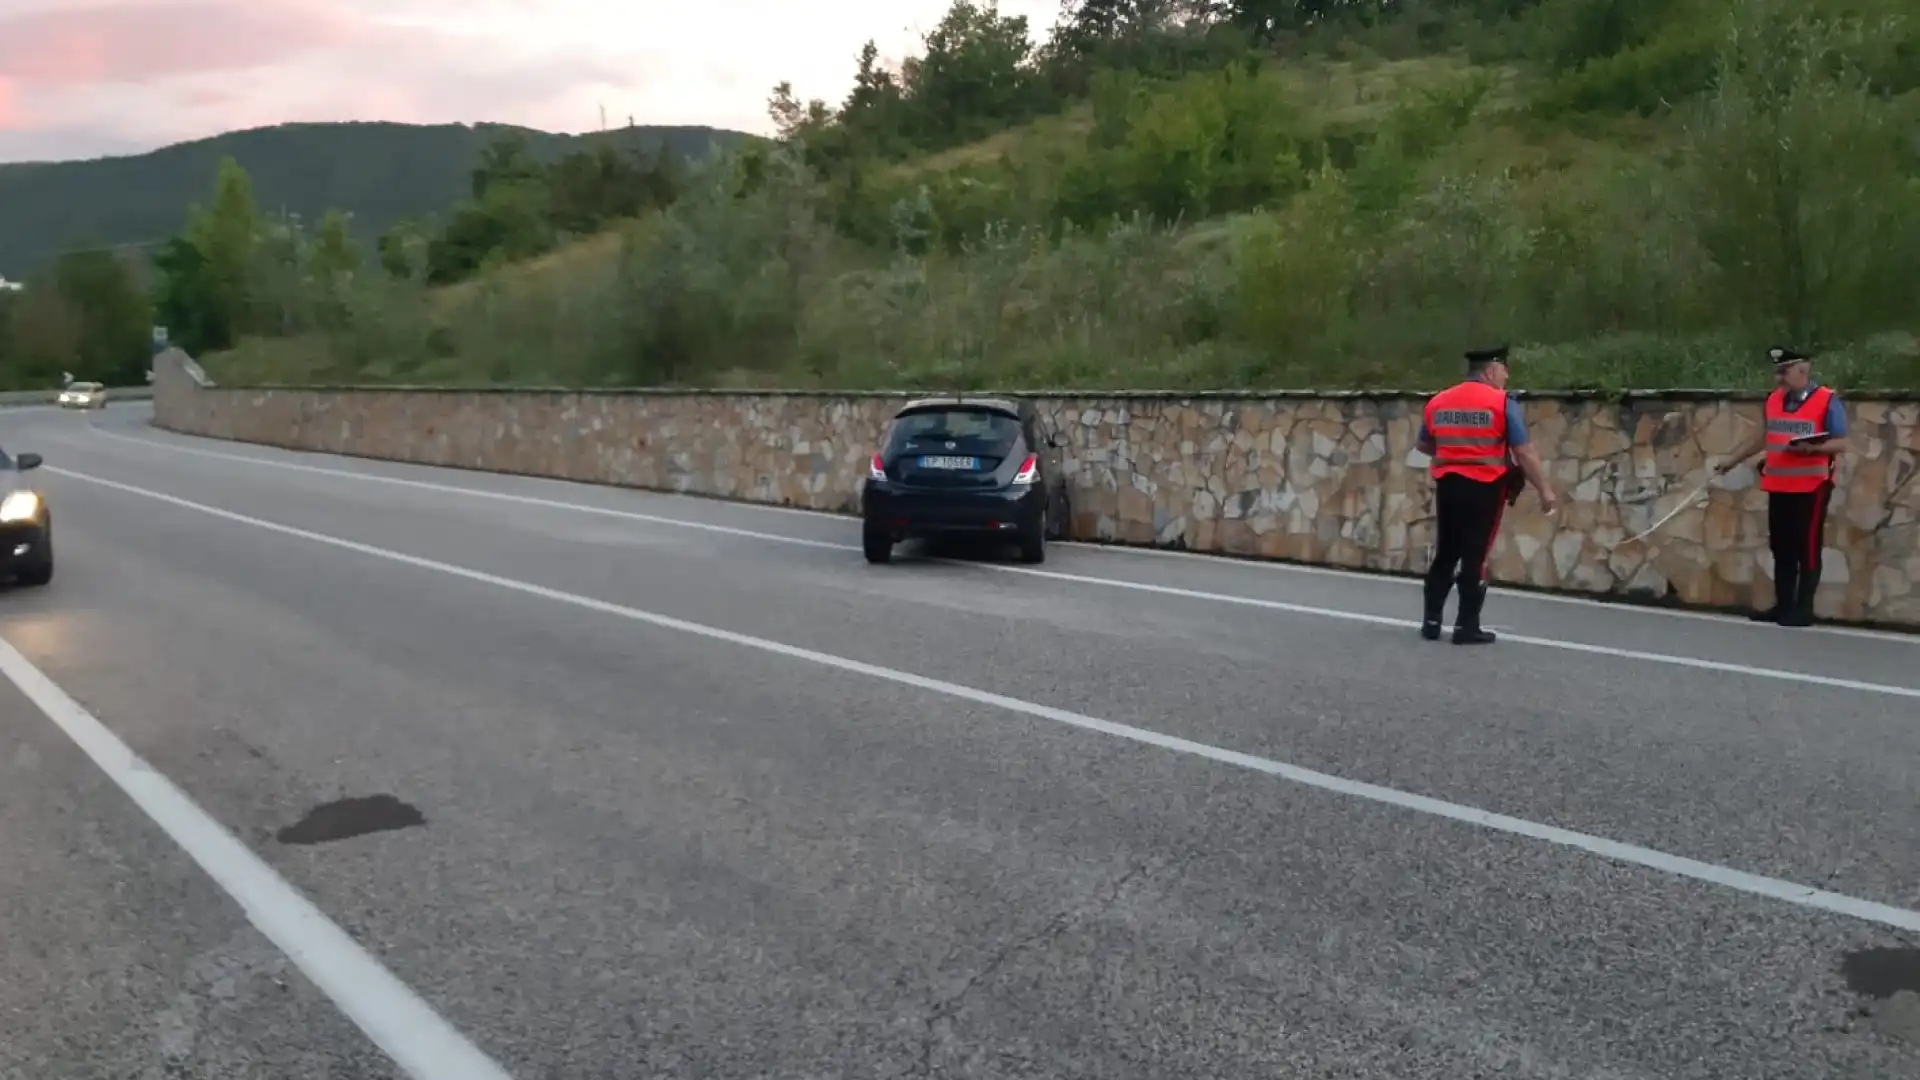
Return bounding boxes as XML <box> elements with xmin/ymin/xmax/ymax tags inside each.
<box><xmin>917</xmin><ymin>455</ymin><xmax>978</xmax><ymax>470</ymax></box>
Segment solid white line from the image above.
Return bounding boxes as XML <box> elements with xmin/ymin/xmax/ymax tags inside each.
<box><xmin>0</xmin><ymin>636</ymin><xmax>513</xmax><ymax>1080</ymax></box>
<box><xmin>87</xmin><ymin>422</ymin><xmax>1920</xmax><ymax>646</ymax></box>
<box><xmin>68</xmin><ymin>431</ymin><xmax>1920</xmax><ymax>699</ymax></box>
<box><xmin>1068</xmin><ymin>539</ymin><xmax>1920</xmax><ymax>645</ymax></box>
<box><xmin>41</xmin><ymin>462</ymin><xmax>1920</xmax><ymax>935</ymax></box>
<box><xmin>973</xmin><ymin>563</ymin><xmax>1920</xmax><ymax>698</ymax></box>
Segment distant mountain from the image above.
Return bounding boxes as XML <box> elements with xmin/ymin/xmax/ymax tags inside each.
<box><xmin>0</xmin><ymin>121</ymin><xmax>754</xmax><ymax>276</ymax></box>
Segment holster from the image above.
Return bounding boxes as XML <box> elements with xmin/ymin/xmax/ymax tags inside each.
<box><xmin>1501</xmin><ymin>465</ymin><xmax>1526</xmax><ymax>507</ymax></box>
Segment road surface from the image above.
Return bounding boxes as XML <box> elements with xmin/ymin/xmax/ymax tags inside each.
<box><xmin>2</xmin><ymin>402</ymin><xmax>1918</xmax><ymax>1079</ymax></box>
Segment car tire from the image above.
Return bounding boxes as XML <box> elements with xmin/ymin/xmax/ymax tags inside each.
<box><xmin>1018</xmin><ymin>513</ymin><xmax>1047</xmax><ymax>564</ymax></box>
<box><xmin>862</xmin><ymin>525</ymin><xmax>894</xmax><ymax>564</ymax></box>
<box><xmin>1046</xmin><ymin>491</ymin><xmax>1071</xmax><ymax>541</ymax></box>
<box><xmin>16</xmin><ymin>548</ymin><xmax>51</xmax><ymax>587</ymax></box>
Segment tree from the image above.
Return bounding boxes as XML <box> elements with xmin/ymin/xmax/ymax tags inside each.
<box><xmin>425</xmin><ymin>178</ymin><xmax>553</xmax><ymax>284</ymax></box>
<box><xmin>378</xmin><ymin>219</ymin><xmax>432</xmax><ymax>281</ymax></box>
<box><xmin>151</xmin><ymin>157</ymin><xmax>262</xmax><ymax>352</ymax></box>
<box><xmin>48</xmin><ymin>249</ymin><xmax>153</xmax><ymax>385</ymax></box>
<box><xmin>310</xmin><ymin>210</ymin><xmax>361</xmax><ymax>284</ymax></box>
<box><xmin>470</xmin><ymin>131</ymin><xmax>543</xmax><ymax>201</ymax></box>
<box><xmin>841</xmin><ymin>41</ymin><xmax>908</xmax><ymax>147</ymax></box>
<box><xmin>151</xmin><ymin>235</ymin><xmax>220</xmax><ymax>355</ymax></box>
<box><xmin>767</xmin><ymin>81</ymin><xmax>832</xmax><ymax>142</ymax></box>
<box><xmin>899</xmin><ymin>1</ymin><xmax>1045</xmax><ymax>147</ymax></box>
<box><xmin>1683</xmin><ymin>0</ymin><xmax>1920</xmax><ymax>343</ymax></box>
<box><xmin>4</xmin><ymin>276</ymin><xmax>85</xmax><ymax>387</ymax></box>
<box><xmin>307</xmin><ymin>210</ymin><xmax>361</xmax><ymax>329</ymax></box>
<box><xmin>0</xmin><ymin>290</ymin><xmax>17</xmax><ymax>385</ymax></box>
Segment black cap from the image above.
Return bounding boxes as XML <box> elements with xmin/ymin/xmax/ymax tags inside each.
<box><xmin>1465</xmin><ymin>345</ymin><xmax>1509</xmax><ymax>368</ymax></box>
<box><xmin>1769</xmin><ymin>346</ymin><xmax>1809</xmax><ymax>367</ymax></box>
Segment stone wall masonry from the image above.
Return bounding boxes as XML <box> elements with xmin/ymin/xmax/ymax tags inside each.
<box><xmin>149</xmin><ymin>349</ymin><xmax>1920</xmax><ymax>628</ymax></box>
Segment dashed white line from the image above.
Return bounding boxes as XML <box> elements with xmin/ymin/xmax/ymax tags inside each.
<box><xmin>42</xmin><ymin>461</ymin><xmax>1920</xmax><ymax>935</ymax></box>
<box><xmin>0</xmin><ymin>635</ymin><xmax>514</xmax><ymax>1080</ymax></box>
<box><xmin>68</xmin><ymin>428</ymin><xmax>1920</xmax><ymax>700</ymax></box>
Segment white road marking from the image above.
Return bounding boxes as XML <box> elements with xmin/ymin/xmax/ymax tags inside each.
<box><xmin>66</xmin><ymin>432</ymin><xmax>1920</xmax><ymax>699</ymax></box>
<box><xmin>1067</xmin><ymin>539</ymin><xmax>1920</xmax><ymax>645</ymax></box>
<box><xmin>0</xmin><ymin>636</ymin><xmax>513</xmax><ymax>1080</ymax></box>
<box><xmin>974</xmin><ymin>563</ymin><xmax>1920</xmax><ymax>698</ymax></box>
<box><xmin>40</xmin><ymin>464</ymin><xmax>1920</xmax><ymax>934</ymax></box>
<box><xmin>87</xmin><ymin>422</ymin><xmax>1920</xmax><ymax>645</ymax></box>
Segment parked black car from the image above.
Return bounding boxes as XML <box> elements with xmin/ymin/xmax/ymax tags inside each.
<box><xmin>861</xmin><ymin>397</ymin><xmax>1070</xmax><ymax>564</ymax></box>
<box><xmin>0</xmin><ymin>446</ymin><xmax>52</xmax><ymax>586</ymax></box>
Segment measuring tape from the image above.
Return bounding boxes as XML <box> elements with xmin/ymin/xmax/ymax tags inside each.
<box><xmin>1606</xmin><ymin>472</ymin><xmax>1720</xmax><ymax>549</ymax></box>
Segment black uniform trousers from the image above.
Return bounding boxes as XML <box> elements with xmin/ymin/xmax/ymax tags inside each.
<box><xmin>1766</xmin><ymin>481</ymin><xmax>1834</xmax><ymax>616</ymax></box>
<box><xmin>1423</xmin><ymin>473</ymin><xmax>1507</xmax><ymax>629</ymax></box>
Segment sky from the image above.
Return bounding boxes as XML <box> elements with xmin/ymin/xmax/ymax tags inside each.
<box><xmin>0</xmin><ymin>0</ymin><xmax>1064</xmax><ymax>164</ymax></box>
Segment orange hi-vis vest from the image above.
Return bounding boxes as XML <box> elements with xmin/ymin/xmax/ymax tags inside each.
<box><xmin>1424</xmin><ymin>380</ymin><xmax>1510</xmax><ymax>482</ymax></box>
<box><xmin>1760</xmin><ymin>386</ymin><xmax>1836</xmax><ymax>493</ymax></box>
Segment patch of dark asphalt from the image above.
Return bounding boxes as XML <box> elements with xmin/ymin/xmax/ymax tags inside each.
<box><xmin>1841</xmin><ymin>947</ymin><xmax>1920</xmax><ymax>1000</ymax></box>
<box><xmin>275</xmin><ymin>795</ymin><xmax>425</xmax><ymax>846</ymax></box>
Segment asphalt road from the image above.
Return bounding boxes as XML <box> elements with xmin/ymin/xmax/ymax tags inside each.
<box><xmin>3</xmin><ymin>402</ymin><xmax>1919</xmax><ymax>1079</ymax></box>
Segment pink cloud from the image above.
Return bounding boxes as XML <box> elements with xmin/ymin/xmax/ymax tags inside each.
<box><xmin>0</xmin><ymin>0</ymin><xmax>1064</xmax><ymax>164</ymax></box>
<box><xmin>177</xmin><ymin>85</ymin><xmax>240</xmax><ymax>110</ymax></box>
<box><xmin>0</xmin><ymin>2</ymin><xmax>363</xmax><ymax>86</ymax></box>
<box><xmin>0</xmin><ymin>78</ymin><xmax>23</xmax><ymax>130</ymax></box>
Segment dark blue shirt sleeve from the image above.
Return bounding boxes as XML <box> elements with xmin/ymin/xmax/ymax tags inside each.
<box><xmin>1824</xmin><ymin>394</ymin><xmax>1847</xmax><ymax>437</ymax></box>
<box><xmin>1417</xmin><ymin>420</ymin><xmax>1430</xmax><ymax>442</ymax></box>
<box><xmin>1504</xmin><ymin>398</ymin><xmax>1529</xmax><ymax>447</ymax></box>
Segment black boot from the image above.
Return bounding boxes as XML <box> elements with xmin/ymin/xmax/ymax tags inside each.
<box><xmin>1420</xmin><ymin>571</ymin><xmax>1449</xmax><ymax>641</ymax></box>
<box><xmin>1757</xmin><ymin>561</ymin><xmax>1799</xmax><ymax>624</ymax></box>
<box><xmin>1452</xmin><ymin>580</ymin><xmax>1497</xmax><ymax>645</ymax></box>
<box><xmin>1781</xmin><ymin>566</ymin><xmax>1820</xmax><ymax>627</ymax></box>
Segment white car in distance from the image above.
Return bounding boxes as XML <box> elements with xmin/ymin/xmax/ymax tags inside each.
<box><xmin>58</xmin><ymin>382</ymin><xmax>107</xmax><ymax>410</ymax></box>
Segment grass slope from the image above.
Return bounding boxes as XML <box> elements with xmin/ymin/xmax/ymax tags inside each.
<box><xmin>199</xmin><ymin>3</ymin><xmax>1920</xmax><ymax>393</ymax></box>
<box><xmin>423</xmin><ymin>56</ymin><xmax>1533</xmax><ymax>316</ymax></box>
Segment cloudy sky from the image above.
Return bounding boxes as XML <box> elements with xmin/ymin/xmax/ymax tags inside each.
<box><xmin>0</xmin><ymin>0</ymin><xmax>1063</xmax><ymax>163</ymax></box>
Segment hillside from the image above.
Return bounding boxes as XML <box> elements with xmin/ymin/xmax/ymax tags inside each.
<box><xmin>0</xmin><ymin>121</ymin><xmax>750</xmax><ymax>276</ymax></box>
<box><xmin>139</xmin><ymin>1</ymin><xmax>1920</xmax><ymax>391</ymax></box>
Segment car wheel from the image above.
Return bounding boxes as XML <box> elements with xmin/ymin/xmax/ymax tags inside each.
<box><xmin>16</xmin><ymin>548</ymin><xmax>51</xmax><ymax>587</ymax></box>
<box><xmin>1018</xmin><ymin>512</ymin><xmax>1047</xmax><ymax>564</ymax></box>
<box><xmin>1046</xmin><ymin>490</ymin><xmax>1071</xmax><ymax>541</ymax></box>
<box><xmin>862</xmin><ymin>524</ymin><xmax>894</xmax><ymax>564</ymax></box>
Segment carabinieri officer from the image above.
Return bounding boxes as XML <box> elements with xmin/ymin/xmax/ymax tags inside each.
<box><xmin>1715</xmin><ymin>346</ymin><xmax>1849</xmax><ymax>627</ymax></box>
<box><xmin>1417</xmin><ymin>346</ymin><xmax>1557</xmax><ymax>645</ymax></box>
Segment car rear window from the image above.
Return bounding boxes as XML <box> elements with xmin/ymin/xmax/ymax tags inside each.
<box><xmin>71</xmin><ymin>383</ymin><xmax>101</xmax><ymax>391</ymax></box>
<box><xmin>886</xmin><ymin>408</ymin><xmax>1023</xmax><ymax>454</ymax></box>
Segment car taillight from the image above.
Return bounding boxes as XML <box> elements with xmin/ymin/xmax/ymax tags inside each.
<box><xmin>1011</xmin><ymin>454</ymin><xmax>1038</xmax><ymax>485</ymax></box>
<box><xmin>868</xmin><ymin>454</ymin><xmax>888</xmax><ymax>481</ymax></box>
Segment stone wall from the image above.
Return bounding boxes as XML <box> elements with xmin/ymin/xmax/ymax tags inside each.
<box><xmin>149</xmin><ymin>349</ymin><xmax>1920</xmax><ymax>627</ymax></box>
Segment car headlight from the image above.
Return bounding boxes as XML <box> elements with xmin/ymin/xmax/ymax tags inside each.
<box><xmin>0</xmin><ymin>491</ymin><xmax>42</xmax><ymax>523</ymax></box>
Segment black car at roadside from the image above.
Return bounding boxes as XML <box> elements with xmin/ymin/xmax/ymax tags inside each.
<box><xmin>861</xmin><ymin>396</ymin><xmax>1070</xmax><ymax>565</ymax></box>
<box><xmin>0</xmin><ymin>446</ymin><xmax>52</xmax><ymax>586</ymax></box>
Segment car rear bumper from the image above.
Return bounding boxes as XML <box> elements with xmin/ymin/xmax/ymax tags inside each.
<box><xmin>862</xmin><ymin>483</ymin><xmax>1041</xmax><ymax>537</ymax></box>
<box><xmin>0</xmin><ymin>522</ymin><xmax>48</xmax><ymax>569</ymax></box>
